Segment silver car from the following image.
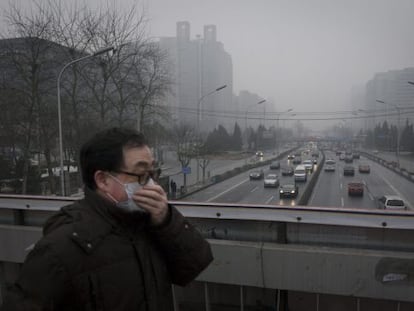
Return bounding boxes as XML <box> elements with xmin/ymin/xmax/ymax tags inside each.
<box><xmin>264</xmin><ymin>174</ymin><xmax>279</xmax><ymax>187</ymax></box>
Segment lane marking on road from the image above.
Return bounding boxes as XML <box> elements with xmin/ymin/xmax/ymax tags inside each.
<box><xmin>341</xmin><ymin>197</ymin><xmax>344</xmax><ymax>207</ymax></box>
<box><xmin>250</xmin><ymin>186</ymin><xmax>258</xmax><ymax>193</ymax></box>
<box><xmin>381</xmin><ymin>174</ymin><xmax>411</xmax><ymax>209</ymax></box>
<box><xmin>265</xmin><ymin>196</ymin><xmax>274</xmax><ymax>204</ymax></box>
<box><xmin>206</xmin><ymin>178</ymin><xmax>248</xmax><ymax>202</ymax></box>
<box><xmin>340</xmin><ymin>183</ymin><xmax>343</xmax><ymax>189</ymax></box>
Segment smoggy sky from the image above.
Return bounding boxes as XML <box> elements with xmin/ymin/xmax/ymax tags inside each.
<box><xmin>2</xmin><ymin>0</ymin><xmax>414</xmax><ymax>117</ymax></box>
<box><xmin>144</xmin><ymin>0</ymin><xmax>414</xmax><ymax>114</ymax></box>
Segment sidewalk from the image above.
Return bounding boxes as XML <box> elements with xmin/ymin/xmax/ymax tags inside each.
<box><xmin>161</xmin><ymin>148</ymin><xmax>290</xmax><ymax>196</ymax></box>
<box><xmin>161</xmin><ymin>155</ymin><xmax>254</xmax><ymax>194</ymax></box>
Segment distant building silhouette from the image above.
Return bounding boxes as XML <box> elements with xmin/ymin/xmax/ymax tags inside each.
<box><xmin>158</xmin><ymin>22</ymin><xmax>233</xmax><ymax>133</ymax></box>
<box><xmin>365</xmin><ymin>68</ymin><xmax>414</xmax><ymax>129</ymax></box>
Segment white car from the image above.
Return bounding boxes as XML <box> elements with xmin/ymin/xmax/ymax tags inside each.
<box><xmin>378</xmin><ymin>195</ymin><xmax>407</xmax><ymax>210</ymax></box>
<box><xmin>264</xmin><ymin>174</ymin><xmax>279</xmax><ymax>188</ymax></box>
<box><xmin>324</xmin><ymin>159</ymin><xmax>336</xmax><ymax>172</ymax></box>
<box><xmin>302</xmin><ymin>159</ymin><xmax>313</xmax><ymax>173</ymax></box>
<box><xmin>294</xmin><ymin>165</ymin><xmax>307</xmax><ymax>182</ymax></box>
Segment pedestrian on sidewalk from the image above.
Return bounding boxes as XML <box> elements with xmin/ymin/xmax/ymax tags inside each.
<box><xmin>170</xmin><ymin>179</ymin><xmax>177</xmax><ymax>198</ymax></box>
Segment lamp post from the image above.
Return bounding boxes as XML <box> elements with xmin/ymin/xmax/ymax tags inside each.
<box><xmin>244</xmin><ymin>100</ymin><xmax>265</xmax><ymax>151</ymax></box>
<box><xmin>196</xmin><ymin>84</ymin><xmax>227</xmax><ymax>182</ymax></box>
<box><xmin>283</xmin><ymin>113</ymin><xmax>296</xmax><ymax>130</ymax></box>
<box><xmin>57</xmin><ymin>46</ymin><xmax>114</xmax><ymax>196</ymax></box>
<box><xmin>376</xmin><ymin>99</ymin><xmax>401</xmax><ymax>167</ymax></box>
<box><xmin>276</xmin><ymin>108</ymin><xmax>293</xmax><ymax>155</ymax></box>
<box><xmin>244</xmin><ymin>100</ymin><xmax>266</xmax><ymax>130</ymax></box>
<box><xmin>197</xmin><ymin>84</ymin><xmax>227</xmax><ymax>132</ymax></box>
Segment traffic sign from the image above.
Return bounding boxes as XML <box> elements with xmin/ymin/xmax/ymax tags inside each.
<box><xmin>182</xmin><ymin>166</ymin><xmax>191</xmax><ymax>174</ymax></box>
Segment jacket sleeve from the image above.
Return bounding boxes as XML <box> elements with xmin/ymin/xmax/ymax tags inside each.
<box><xmin>1</xmin><ymin>244</ymin><xmax>69</xmax><ymax>311</ymax></box>
<box><xmin>150</xmin><ymin>205</ymin><xmax>213</xmax><ymax>286</ymax></box>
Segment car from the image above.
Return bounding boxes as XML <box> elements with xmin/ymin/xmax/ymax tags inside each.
<box><xmin>255</xmin><ymin>151</ymin><xmax>264</xmax><ymax>157</ymax></box>
<box><xmin>269</xmin><ymin>161</ymin><xmax>280</xmax><ymax>169</ymax></box>
<box><xmin>324</xmin><ymin>159</ymin><xmax>336</xmax><ymax>171</ymax></box>
<box><xmin>344</xmin><ymin>155</ymin><xmax>353</xmax><ymax>163</ymax></box>
<box><xmin>264</xmin><ymin>174</ymin><xmax>279</xmax><ymax>187</ymax></box>
<box><xmin>353</xmin><ymin>152</ymin><xmax>360</xmax><ymax>159</ymax></box>
<box><xmin>378</xmin><ymin>195</ymin><xmax>407</xmax><ymax>210</ymax></box>
<box><xmin>279</xmin><ymin>184</ymin><xmax>299</xmax><ymax>198</ymax></box>
<box><xmin>0</xmin><ymin>179</ymin><xmax>18</xmax><ymax>194</ymax></box>
<box><xmin>249</xmin><ymin>169</ymin><xmax>264</xmax><ymax>180</ymax></box>
<box><xmin>302</xmin><ymin>159</ymin><xmax>314</xmax><ymax>173</ymax></box>
<box><xmin>292</xmin><ymin>157</ymin><xmax>302</xmax><ymax>164</ymax></box>
<box><xmin>281</xmin><ymin>166</ymin><xmax>294</xmax><ymax>176</ymax></box>
<box><xmin>287</xmin><ymin>154</ymin><xmax>295</xmax><ymax>160</ymax></box>
<box><xmin>358</xmin><ymin>164</ymin><xmax>370</xmax><ymax>173</ymax></box>
<box><xmin>343</xmin><ymin>165</ymin><xmax>355</xmax><ymax>176</ymax></box>
<box><xmin>312</xmin><ymin>152</ymin><xmax>319</xmax><ymax>158</ymax></box>
<box><xmin>348</xmin><ymin>182</ymin><xmax>364</xmax><ymax>196</ymax></box>
<box><xmin>294</xmin><ymin>164</ymin><xmax>307</xmax><ymax>182</ymax></box>
<box><xmin>339</xmin><ymin>153</ymin><xmax>346</xmax><ymax>161</ymax></box>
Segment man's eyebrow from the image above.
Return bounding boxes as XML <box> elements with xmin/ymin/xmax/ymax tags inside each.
<box><xmin>133</xmin><ymin>160</ymin><xmax>156</xmax><ymax>169</ymax></box>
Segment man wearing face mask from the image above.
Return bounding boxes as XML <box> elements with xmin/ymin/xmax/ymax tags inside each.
<box><xmin>1</xmin><ymin>127</ymin><xmax>213</xmax><ymax>311</ymax></box>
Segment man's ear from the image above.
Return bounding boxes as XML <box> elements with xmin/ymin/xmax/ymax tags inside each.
<box><xmin>94</xmin><ymin>170</ymin><xmax>110</xmax><ymax>191</ymax></box>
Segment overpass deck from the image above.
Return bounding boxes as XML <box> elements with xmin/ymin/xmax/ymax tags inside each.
<box><xmin>1</xmin><ymin>195</ymin><xmax>414</xmax><ymax>310</ymax></box>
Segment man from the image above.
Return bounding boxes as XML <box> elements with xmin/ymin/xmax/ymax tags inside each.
<box><xmin>1</xmin><ymin>127</ymin><xmax>213</xmax><ymax>310</ymax></box>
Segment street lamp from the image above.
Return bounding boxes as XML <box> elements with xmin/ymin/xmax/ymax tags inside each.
<box><xmin>244</xmin><ymin>99</ymin><xmax>266</xmax><ymax>130</ymax></box>
<box><xmin>57</xmin><ymin>46</ymin><xmax>115</xmax><ymax>196</ymax></box>
<box><xmin>283</xmin><ymin>113</ymin><xmax>296</xmax><ymax>129</ymax></box>
<box><xmin>197</xmin><ymin>84</ymin><xmax>227</xmax><ymax>131</ymax></box>
<box><xmin>376</xmin><ymin>99</ymin><xmax>401</xmax><ymax>167</ymax></box>
<box><xmin>276</xmin><ymin>108</ymin><xmax>293</xmax><ymax>155</ymax></box>
<box><xmin>196</xmin><ymin>84</ymin><xmax>227</xmax><ymax>182</ymax></box>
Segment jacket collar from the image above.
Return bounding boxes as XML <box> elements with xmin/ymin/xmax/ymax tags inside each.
<box><xmin>72</xmin><ymin>188</ymin><xmax>150</xmax><ymax>250</ymax></box>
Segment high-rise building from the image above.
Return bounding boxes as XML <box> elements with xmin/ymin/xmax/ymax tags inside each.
<box><xmin>365</xmin><ymin>68</ymin><xmax>414</xmax><ymax>129</ymax></box>
<box><xmin>158</xmin><ymin>22</ymin><xmax>233</xmax><ymax>133</ymax></box>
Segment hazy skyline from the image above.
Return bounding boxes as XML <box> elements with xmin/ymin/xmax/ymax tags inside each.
<box><xmin>144</xmin><ymin>0</ymin><xmax>414</xmax><ymax>115</ymax></box>
<box><xmin>1</xmin><ymin>0</ymin><xmax>414</xmax><ymax>119</ymax></box>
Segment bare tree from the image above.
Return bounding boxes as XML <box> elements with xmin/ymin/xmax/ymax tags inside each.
<box><xmin>171</xmin><ymin>123</ymin><xmax>198</xmax><ymax>189</ymax></box>
<box><xmin>0</xmin><ymin>1</ymin><xmax>172</xmax><ymax>195</ymax></box>
<box><xmin>0</xmin><ymin>2</ymin><xmax>59</xmax><ymax>194</ymax></box>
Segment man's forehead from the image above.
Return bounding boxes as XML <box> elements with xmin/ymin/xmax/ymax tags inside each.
<box><xmin>123</xmin><ymin>146</ymin><xmax>154</xmax><ymax>168</ymax></box>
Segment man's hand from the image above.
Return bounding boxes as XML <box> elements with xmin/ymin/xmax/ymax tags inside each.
<box><xmin>132</xmin><ymin>184</ymin><xmax>169</xmax><ymax>226</ymax></box>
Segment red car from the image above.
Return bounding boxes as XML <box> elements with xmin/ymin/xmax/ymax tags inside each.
<box><xmin>348</xmin><ymin>182</ymin><xmax>364</xmax><ymax>196</ymax></box>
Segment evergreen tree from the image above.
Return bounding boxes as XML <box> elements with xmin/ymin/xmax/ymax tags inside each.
<box><xmin>400</xmin><ymin>119</ymin><xmax>414</xmax><ymax>151</ymax></box>
<box><xmin>231</xmin><ymin>122</ymin><xmax>243</xmax><ymax>150</ymax></box>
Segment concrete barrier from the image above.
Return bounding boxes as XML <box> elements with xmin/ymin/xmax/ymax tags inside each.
<box><xmin>359</xmin><ymin>151</ymin><xmax>414</xmax><ymax>184</ymax></box>
<box><xmin>297</xmin><ymin>152</ymin><xmax>325</xmax><ymax>206</ymax></box>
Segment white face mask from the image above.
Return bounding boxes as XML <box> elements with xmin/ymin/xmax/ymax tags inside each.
<box><xmin>108</xmin><ymin>175</ymin><xmax>154</xmax><ymax>213</ymax></box>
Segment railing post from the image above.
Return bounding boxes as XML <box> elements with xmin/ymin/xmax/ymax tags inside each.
<box><xmin>172</xmin><ymin>285</ymin><xmax>179</xmax><ymax>311</ymax></box>
<box><xmin>240</xmin><ymin>285</ymin><xmax>244</xmax><ymax>311</ymax></box>
<box><xmin>204</xmin><ymin>282</ymin><xmax>210</xmax><ymax>311</ymax></box>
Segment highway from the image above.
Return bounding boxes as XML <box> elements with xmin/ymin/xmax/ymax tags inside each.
<box><xmin>310</xmin><ymin>151</ymin><xmax>414</xmax><ymax>210</ymax></box>
<box><xmin>182</xmin><ymin>148</ymin><xmax>414</xmax><ymax>211</ymax></box>
<box><xmin>183</xmin><ymin>151</ymin><xmax>317</xmax><ymax>206</ymax></box>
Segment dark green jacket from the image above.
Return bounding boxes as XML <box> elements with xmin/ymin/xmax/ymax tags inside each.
<box><xmin>1</xmin><ymin>189</ymin><xmax>213</xmax><ymax>310</ymax></box>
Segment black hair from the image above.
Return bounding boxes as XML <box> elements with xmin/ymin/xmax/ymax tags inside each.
<box><xmin>80</xmin><ymin>127</ymin><xmax>147</xmax><ymax>190</ymax></box>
